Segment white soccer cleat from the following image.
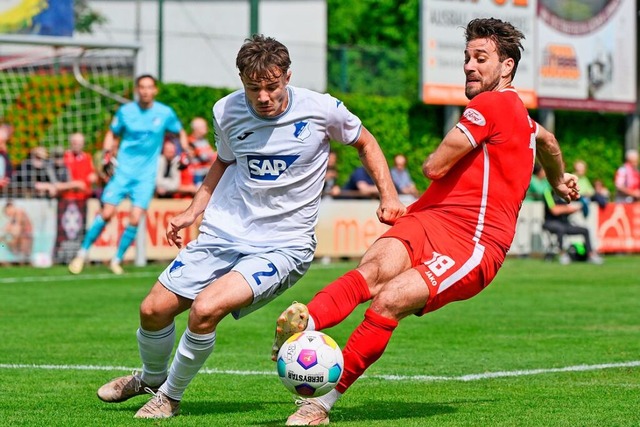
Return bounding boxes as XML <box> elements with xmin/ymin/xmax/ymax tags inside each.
<box><xmin>272</xmin><ymin>302</ymin><xmax>309</xmax><ymax>361</ymax></box>
<box><xmin>286</xmin><ymin>398</ymin><xmax>329</xmax><ymax>425</ymax></box>
<box><xmin>134</xmin><ymin>389</ymin><xmax>180</xmax><ymax>419</ymax></box>
<box><xmin>97</xmin><ymin>372</ymin><xmax>159</xmax><ymax>403</ymax></box>
<box><xmin>68</xmin><ymin>256</ymin><xmax>85</xmax><ymax>275</ymax></box>
<box><xmin>110</xmin><ymin>259</ymin><xmax>124</xmax><ymax>275</ymax></box>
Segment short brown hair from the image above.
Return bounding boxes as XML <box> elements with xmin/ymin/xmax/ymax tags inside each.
<box><xmin>236</xmin><ymin>34</ymin><xmax>291</xmax><ymax>81</ymax></box>
<box><xmin>135</xmin><ymin>74</ymin><xmax>157</xmax><ymax>86</ymax></box>
<box><xmin>465</xmin><ymin>18</ymin><xmax>525</xmax><ymax>79</ymax></box>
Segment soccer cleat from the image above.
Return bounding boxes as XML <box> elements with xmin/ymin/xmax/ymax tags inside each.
<box><xmin>286</xmin><ymin>399</ymin><xmax>330</xmax><ymax>425</ymax></box>
<box><xmin>68</xmin><ymin>256</ymin><xmax>85</xmax><ymax>275</ymax></box>
<box><xmin>110</xmin><ymin>259</ymin><xmax>124</xmax><ymax>275</ymax></box>
<box><xmin>272</xmin><ymin>302</ymin><xmax>309</xmax><ymax>361</ymax></box>
<box><xmin>97</xmin><ymin>372</ymin><xmax>160</xmax><ymax>403</ymax></box>
<box><xmin>134</xmin><ymin>389</ymin><xmax>180</xmax><ymax>419</ymax></box>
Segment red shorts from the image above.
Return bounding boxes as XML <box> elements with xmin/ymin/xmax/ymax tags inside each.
<box><xmin>380</xmin><ymin>212</ymin><xmax>505</xmax><ymax>315</ymax></box>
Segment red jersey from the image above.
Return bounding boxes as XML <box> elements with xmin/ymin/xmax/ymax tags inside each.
<box><xmin>63</xmin><ymin>150</ymin><xmax>95</xmax><ymax>200</ymax></box>
<box><xmin>408</xmin><ymin>88</ymin><xmax>536</xmax><ymax>255</ymax></box>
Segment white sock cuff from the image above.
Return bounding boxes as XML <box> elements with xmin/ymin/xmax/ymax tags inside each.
<box><xmin>184</xmin><ymin>328</ymin><xmax>216</xmax><ymax>349</ymax></box>
<box><xmin>316</xmin><ymin>389</ymin><xmax>341</xmax><ymax>411</ymax></box>
<box><xmin>138</xmin><ymin>322</ymin><xmax>176</xmax><ymax>339</ymax></box>
<box><xmin>306</xmin><ymin>315</ymin><xmax>316</xmax><ymax>331</ymax></box>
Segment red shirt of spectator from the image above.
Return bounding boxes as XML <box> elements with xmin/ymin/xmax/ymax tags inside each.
<box><xmin>62</xmin><ymin>133</ymin><xmax>97</xmax><ymax>201</ymax></box>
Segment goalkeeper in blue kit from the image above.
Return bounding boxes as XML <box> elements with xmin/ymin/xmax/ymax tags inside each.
<box><xmin>69</xmin><ymin>74</ymin><xmax>188</xmax><ymax>275</ymax></box>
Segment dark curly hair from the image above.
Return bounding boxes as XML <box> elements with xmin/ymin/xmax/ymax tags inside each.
<box><xmin>465</xmin><ymin>18</ymin><xmax>525</xmax><ymax>79</ymax></box>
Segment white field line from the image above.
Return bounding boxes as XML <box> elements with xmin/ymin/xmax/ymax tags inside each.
<box><xmin>0</xmin><ymin>264</ymin><xmax>350</xmax><ymax>284</ymax></box>
<box><xmin>0</xmin><ymin>261</ymin><xmax>353</xmax><ymax>285</ymax></box>
<box><xmin>0</xmin><ymin>271</ymin><xmax>158</xmax><ymax>284</ymax></box>
<box><xmin>1</xmin><ymin>361</ymin><xmax>639</xmax><ymax>383</ymax></box>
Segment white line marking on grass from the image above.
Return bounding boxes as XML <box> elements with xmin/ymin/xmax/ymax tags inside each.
<box><xmin>2</xmin><ymin>361</ymin><xmax>639</xmax><ymax>382</ymax></box>
<box><xmin>0</xmin><ymin>272</ymin><xmax>158</xmax><ymax>284</ymax></box>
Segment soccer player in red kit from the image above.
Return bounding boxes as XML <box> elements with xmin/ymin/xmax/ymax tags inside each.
<box><xmin>273</xmin><ymin>18</ymin><xmax>581</xmax><ymax>426</ymax></box>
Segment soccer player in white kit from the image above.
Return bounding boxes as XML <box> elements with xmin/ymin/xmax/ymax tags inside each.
<box><xmin>95</xmin><ymin>34</ymin><xmax>406</xmax><ymax>419</ymax></box>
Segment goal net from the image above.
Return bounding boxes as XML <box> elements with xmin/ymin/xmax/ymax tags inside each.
<box><xmin>0</xmin><ymin>35</ymin><xmax>139</xmax><ymax>199</ymax></box>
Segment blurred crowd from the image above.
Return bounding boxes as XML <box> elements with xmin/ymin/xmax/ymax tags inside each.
<box><xmin>0</xmin><ymin>118</ymin><xmax>217</xmax><ymax>202</ymax></box>
<box><xmin>2</xmin><ymin>119</ymin><xmax>639</xmax><ymax>208</ymax></box>
<box><xmin>525</xmin><ymin>151</ymin><xmax>640</xmax><ymax>265</ymax></box>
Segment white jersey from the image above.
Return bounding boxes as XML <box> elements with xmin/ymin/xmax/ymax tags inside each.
<box><xmin>200</xmin><ymin>86</ymin><xmax>362</xmax><ymax>248</ymax></box>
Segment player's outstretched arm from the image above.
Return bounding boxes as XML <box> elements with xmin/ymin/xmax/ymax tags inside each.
<box><xmin>353</xmin><ymin>126</ymin><xmax>405</xmax><ymax>225</ymax></box>
<box><xmin>535</xmin><ymin>124</ymin><xmax>579</xmax><ymax>203</ymax></box>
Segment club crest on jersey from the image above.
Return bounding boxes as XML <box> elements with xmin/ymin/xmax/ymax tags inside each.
<box><xmin>293</xmin><ymin>121</ymin><xmax>311</xmax><ymax>141</ymax></box>
<box><xmin>248</xmin><ymin>155</ymin><xmax>299</xmax><ymax>180</ymax></box>
<box><xmin>169</xmin><ymin>260</ymin><xmax>186</xmax><ymax>277</ymax></box>
<box><xmin>463</xmin><ymin>108</ymin><xmax>486</xmax><ymax>126</ymax></box>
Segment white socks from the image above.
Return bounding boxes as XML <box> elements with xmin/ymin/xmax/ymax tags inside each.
<box><xmin>306</xmin><ymin>314</ymin><xmax>316</xmax><ymax>331</ymax></box>
<box><xmin>159</xmin><ymin>328</ymin><xmax>216</xmax><ymax>401</ymax></box>
<box><xmin>315</xmin><ymin>388</ymin><xmax>342</xmax><ymax>411</ymax></box>
<box><xmin>137</xmin><ymin>323</ymin><xmax>176</xmax><ymax>386</ymax></box>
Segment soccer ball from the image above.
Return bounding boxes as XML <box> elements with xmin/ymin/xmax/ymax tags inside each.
<box><xmin>276</xmin><ymin>331</ymin><xmax>344</xmax><ymax>397</ymax></box>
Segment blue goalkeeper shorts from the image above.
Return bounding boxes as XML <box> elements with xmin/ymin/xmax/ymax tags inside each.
<box><xmin>101</xmin><ymin>173</ymin><xmax>155</xmax><ymax>210</ymax></box>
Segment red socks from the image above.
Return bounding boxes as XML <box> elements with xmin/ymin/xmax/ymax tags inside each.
<box><xmin>308</xmin><ymin>270</ymin><xmax>371</xmax><ymax>330</ymax></box>
<box><xmin>336</xmin><ymin>308</ymin><xmax>398</xmax><ymax>393</ymax></box>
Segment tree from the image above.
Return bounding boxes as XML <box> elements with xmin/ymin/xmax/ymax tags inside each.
<box><xmin>74</xmin><ymin>0</ymin><xmax>107</xmax><ymax>34</ymax></box>
<box><xmin>327</xmin><ymin>0</ymin><xmax>420</xmax><ymax>99</ymax></box>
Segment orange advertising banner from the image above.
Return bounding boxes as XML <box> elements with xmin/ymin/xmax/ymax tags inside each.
<box><xmin>315</xmin><ymin>199</ymin><xmax>390</xmax><ymax>258</ymax></box>
<box><xmin>597</xmin><ymin>202</ymin><xmax>640</xmax><ymax>253</ymax></box>
<box><xmin>86</xmin><ymin>198</ymin><xmax>200</xmax><ymax>262</ymax></box>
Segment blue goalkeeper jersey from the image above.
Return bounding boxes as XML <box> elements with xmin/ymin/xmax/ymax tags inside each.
<box><xmin>110</xmin><ymin>101</ymin><xmax>183</xmax><ymax>181</ymax></box>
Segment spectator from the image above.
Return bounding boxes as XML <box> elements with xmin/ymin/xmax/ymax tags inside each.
<box><xmin>13</xmin><ymin>146</ymin><xmax>55</xmax><ymax>197</ymax></box>
<box><xmin>175</xmin><ymin>158</ymin><xmax>198</xmax><ymax>198</ymax></box>
<box><xmin>62</xmin><ymin>133</ymin><xmax>97</xmax><ymax>201</ymax></box>
<box><xmin>593</xmin><ymin>179</ymin><xmax>610</xmax><ymax>205</ymax></box>
<box><xmin>322</xmin><ymin>151</ymin><xmax>341</xmax><ymax>198</ymax></box>
<box><xmin>156</xmin><ymin>141</ymin><xmax>182</xmax><ymax>198</ymax></box>
<box><xmin>34</xmin><ymin>146</ymin><xmax>81</xmax><ymax>198</ymax></box>
<box><xmin>342</xmin><ymin>166</ymin><xmax>379</xmax><ymax>198</ymax></box>
<box><xmin>0</xmin><ymin>200</ymin><xmax>33</xmax><ymax>262</ymax></box>
<box><xmin>542</xmin><ymin>187</ymin><xmax>603</xmax><ymax>265</ymax></box>
<box><xmin>0</xmin><ymin>125</ymin><xmax>12</xmax><ymax>193</ymax></box>
<box><xmin>526</xmin><ymin>162</ymin><xmax>550</xmax><ymax>201</ymax></box>
<box><xmin>390</xmin><ymin>153</ymin><xmax>419</xmax><ymax>199</ymax></box>
<box><xmin>571</xmin><ymin>160</ymin><xmax>593</xmax><ymax>215</ymax></box>
<box><xmin>188</xmin><ymin>117</ymin><xmax>217</xmax><ymax>185</ymax></box>
<box><xmin>614</xmin><ymin>149</ymin><xmax>640</xmax><ymax>203</ymax></box>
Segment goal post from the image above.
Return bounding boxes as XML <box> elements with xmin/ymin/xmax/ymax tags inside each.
<box><xmin>0</xmin><ymin>34</ymin><xmax>140</xmax><ymax>190</ymax></box>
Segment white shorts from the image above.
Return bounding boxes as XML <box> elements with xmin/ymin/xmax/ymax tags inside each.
<box><xmin>158</xmin><ymin>232</ymin><xmax>316</xmax><ymax>319</ymax></box>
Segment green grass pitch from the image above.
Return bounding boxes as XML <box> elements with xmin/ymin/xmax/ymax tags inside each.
<box><xmin>1</xmin><ymin>256</ymin><xmax>639</xmax><ymax>426</ymax></box>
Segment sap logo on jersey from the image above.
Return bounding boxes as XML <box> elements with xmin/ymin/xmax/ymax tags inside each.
<box><xmin>248</xmin><ymin>155</ymin><xmax>299</xmax><ymax>180</ymax></box>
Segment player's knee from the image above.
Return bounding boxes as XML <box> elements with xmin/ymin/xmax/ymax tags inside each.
<box><xmin>189</xmin><ymin>298</ymin><xmax>225</xmax><ymax>331</ymax></box>
<box><xmin>139</xmin><ymin>298</ymin><xmax>170</xmax><ymax>326</ymax></box>
<box><xmin>369</xmin><ymin>290</ymin><xmax>403</xmax><ymax>320</ymax></box>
